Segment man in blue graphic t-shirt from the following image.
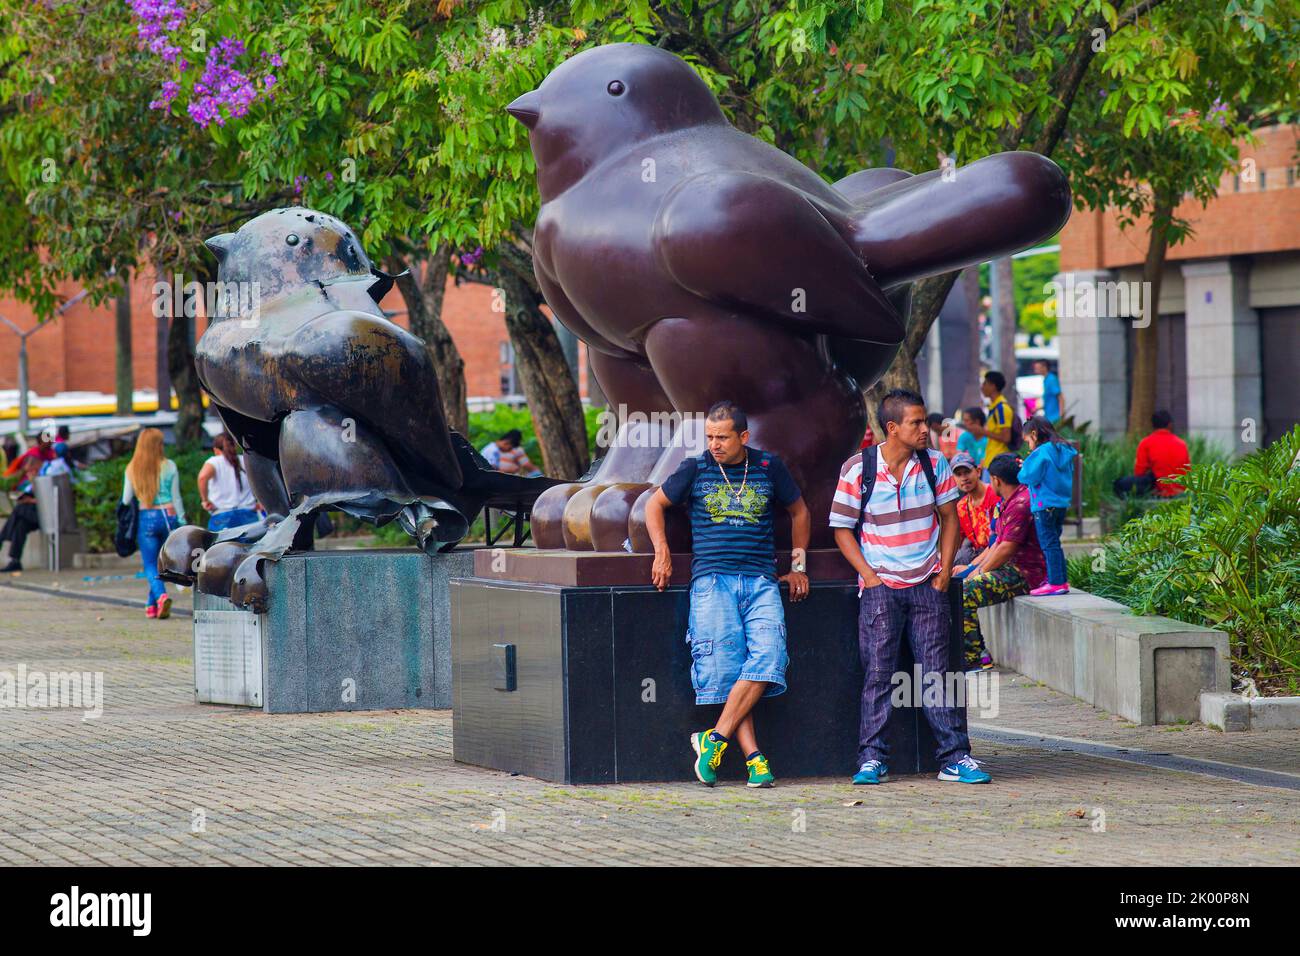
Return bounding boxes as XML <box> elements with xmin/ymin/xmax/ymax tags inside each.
<box><xmin>644</xmin><ymin>400</ymin><xmax>810</xmax><ymax>789</ymax></box>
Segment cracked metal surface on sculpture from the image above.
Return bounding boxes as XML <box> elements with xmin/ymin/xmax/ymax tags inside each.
<box><xmin>158</xmin><ymin>207</ymin><xmax>560</xmax><ymax>611</ymax></box>
<box><xmin>505</xmin><ymin>42</ymin><xmax>1073</xmax><ymax>553</ymax></box>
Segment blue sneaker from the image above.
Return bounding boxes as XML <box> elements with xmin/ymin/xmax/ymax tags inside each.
<box><xmin>938</xmin><ymin>755</ymin><xmax>991</xmax><ymax>784</ymax></box>
<box><xmin>852</xmin><ymin>760</ymin><xmax>889</xmax><ymax>785</ymax></box>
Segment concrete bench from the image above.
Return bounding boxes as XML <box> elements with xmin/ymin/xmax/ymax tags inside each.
<box><xmin>978</xmin><ymin>589</ymin><xmax>1230</xmax><ymax>725</ymax></box>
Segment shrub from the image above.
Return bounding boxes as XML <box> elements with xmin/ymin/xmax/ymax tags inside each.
<box><xmin>75</xmin><ymin>445</ymin><xmax>209</xmax><ymax>553</ymax></box>
<box><xmin>1080</xmin><ymin>427</ymin><xmax>1300</xmax><ymax>694</ymax></box>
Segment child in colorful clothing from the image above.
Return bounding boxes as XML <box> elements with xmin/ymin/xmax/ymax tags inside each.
<box><xmin>1017</xmin><ymin>417</ymin><xmax>1077</xmax><ymax>596</ymax></box>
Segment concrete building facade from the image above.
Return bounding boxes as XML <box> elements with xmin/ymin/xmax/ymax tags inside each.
<box><xmin>1057</xmin><ymin>124</ymin><xmax>1300</xmax><ymax>452</ymax></box>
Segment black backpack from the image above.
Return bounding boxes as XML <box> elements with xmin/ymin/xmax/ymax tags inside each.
<box><xmin>1009</xmin><ymin>412</ymin><xmax>1024</xmax><ymax>452</ymax></box>
<box><xmin>853</xmin><ymin>445</ymin><xmax>939</xmax><ymax>542</ymax></box>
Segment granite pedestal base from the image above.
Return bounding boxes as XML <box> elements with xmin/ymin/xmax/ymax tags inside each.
<box><xmin>193</xmin><ymin>547</ymin><xmax>476</xmax><ymax>712</ymax></box>
<box><xmin>451</xmin><ymin>574</ymin><xmax>965</xmax><ymax>784</ymax></box>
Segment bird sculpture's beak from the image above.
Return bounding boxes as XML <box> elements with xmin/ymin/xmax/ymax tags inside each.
<box><xmin>205</xmin><ymin>233</ymin><xmax>235</xmax><ymax>262</ymax></box>
<box><xmin>506</xmin><ymin>90</ymin><xmax>541</xmax><ymax>130</ymax></box>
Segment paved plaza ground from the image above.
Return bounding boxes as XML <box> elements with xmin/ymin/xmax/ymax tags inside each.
<box><xmin>2</xmin><ymin>571</ymin><xmax>1299</xmax><ymax>866</ymax></box>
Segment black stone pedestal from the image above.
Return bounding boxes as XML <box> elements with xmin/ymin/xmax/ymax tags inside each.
<box><xmin>451</xmin><ymin>576</ymin><xmax>965</xmax><ymax>784</ymax></box>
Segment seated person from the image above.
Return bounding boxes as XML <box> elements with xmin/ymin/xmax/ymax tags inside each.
<box><xmin>1</xmin><ymin>456</ymin><xmax>44</xmax><ymax>572</ymax></box>
<box><xmin>480</xmin><ymin>429</ymin><xmax>529</xmax><ymax>473</ymax></box>
<box><xmin>955</xmin><ymin>453</ymin><xmax>1046</xmax><ymax>671</ymax></box>
<box><xmin>951</xmin><ymin>452</ymin><xmax>998</xmax><ymax>566</ymax></box>
<box><xmin>1114</xmin><ymin>409</ymin><xmax>1190</xmax><ymax>498</ymax></box>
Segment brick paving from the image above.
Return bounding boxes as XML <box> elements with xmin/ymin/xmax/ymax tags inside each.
<box><xmin>2</xmin><ymin>582</ymin><xmax>1299</xmax><ymax>866</ymax></box>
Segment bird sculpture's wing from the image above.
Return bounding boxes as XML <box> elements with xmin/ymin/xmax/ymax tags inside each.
<box><xmin>278</xmin><ymin>310</ymin><xmax>464</xmax><ymax>490</ymax></box>
<box><xmin>652</xmin><ymin>170</ymin><xmax>905</xmax><ymax>345</ymax></box>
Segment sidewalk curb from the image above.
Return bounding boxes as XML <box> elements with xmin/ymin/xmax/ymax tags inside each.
<box><xmin>0</xmin><ymin>580</ymin><xmax>193</xmax><ymax>618</ymax></box>
<box><xmin>1201</xmin><ymin>691</ymin><xmax>1300</xmax><ymax>732</ymax></box>
<box><xmin>971</xmin><ymin>723</ymin><xmax>1300</xmax><ymax>792</ymax></box>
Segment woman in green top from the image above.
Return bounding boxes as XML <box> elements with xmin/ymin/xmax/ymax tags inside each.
<box><xmin>122</xmin><ymin>427</ymin><xmax>186</xmax><ymax>619</ymax></box>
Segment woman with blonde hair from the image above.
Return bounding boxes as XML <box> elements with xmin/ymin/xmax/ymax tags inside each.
<box><xmin>122</xmin><ymin>428</ymin><xmax>186</xmax><ymax>619</ymax></box>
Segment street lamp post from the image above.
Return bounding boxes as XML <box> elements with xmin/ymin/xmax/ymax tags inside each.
<box><xmin>0</xmin><ymin>290</ymin><xmax>87</xmax><ymax>441</ymax></box>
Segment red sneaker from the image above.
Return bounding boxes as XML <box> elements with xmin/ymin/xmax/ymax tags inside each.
<box><xmin>156</xmin><ymin>594</ymin><xmax>173</xmax><ymax>619</ymax></box>
<box><xmin>1030</xmin><ymin>582</ymin><xmax>1069</xmax><ymax>596</ymax></box>
<box><xmin>145</xmin><ymin>604</ymin><xmax>158</xmax><ymax>619</ymax></box>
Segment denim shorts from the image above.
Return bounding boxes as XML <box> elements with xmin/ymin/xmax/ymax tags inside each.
<box><xmin>686</xmin><ymin>572</ymin><xmax>788</xmax><ymax>705</ymax></box>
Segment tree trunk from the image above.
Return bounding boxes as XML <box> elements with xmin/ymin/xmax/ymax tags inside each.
<box><xmin>1127</xmin><ymin>192</ymin><xmax>1175</xmax><ymax>437</ymax></box>
<box><xmin>496</xmin><ymin>265</ymin><xmax>590</xmax><ymax>479</ymax></box>
<box><xmin>958</xmin><ymin>267</ymin><xmax>985</xmax><ymax>410</ymax></box>
<box><xmin>155</xmin><ymin>266</ymin><xmax>172</xmax><ymax>416</ymax></box>
<box><xmin>865</xmin><ymin>270</ymin><xmax>961</xmax><ymax>436</ymax></box>
<box><xmin>168</xmin><ymin>264</ymin><xmax>207</xmax><ymax>448</ymax></box>
<box><xmin>386</xmin><ymin>247</ymin><xmax>469</xmax><ymax>436</ymax></box>
<box><xmin>114</xmin><ymin>270</ymin><xmax>133</xmax><ymax>415</ymax></box>
<box><xmin>994</xmin><ymin>256</ymin><xmax>1018</xmax><ymax>410</ymax></box>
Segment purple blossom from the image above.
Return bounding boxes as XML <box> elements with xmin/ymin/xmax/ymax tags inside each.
<box><xmin>460</xmin><ymin>246</ymin><xmax>485</xmax><ymax>267</ymax></box>
<box><xmin>187</xmin><ymin>38</ymin><xmax>266</xmax><ymax>128</ymax></box>
<box><xmin>127</xmin><ymin>1</ymin><xmax>276</xmax><ymax>129</ymax></box>
<box><xmin>149</xmin><ymin>79</ymin><xmax>180</xmax><ymax>111</ymax></box>
<box><xmin>293</xmin><ymin>175</ymin><xmax>309</xmax><ymax>195</ymax></box>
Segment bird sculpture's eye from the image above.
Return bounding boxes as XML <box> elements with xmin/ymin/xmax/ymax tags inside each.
<box><xmin>286</xmin><ymin>234</ymin><xmax>300</xmax><ymax>246</ymax></box>
<box><xmin>607</xmin><ymin>80</ymin><xmax>625</xmax><ymax>96</ymax></box>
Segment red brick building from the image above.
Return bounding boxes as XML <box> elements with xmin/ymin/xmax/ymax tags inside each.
<box><xmin>1057</xmin><ymin>123</ymin><xmax>1300</xmax><ymax>450</ymax></box>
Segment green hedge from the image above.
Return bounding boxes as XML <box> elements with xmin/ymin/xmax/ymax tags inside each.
<box><xmin>74</xmin><ymin>445</ymin><xmax>209</xmax><ymax>553</ymax></box>
<box><xmin>1067</xmin><ymin>427</ymin><xmax>1300</xmax><ymax>694</ymax></box>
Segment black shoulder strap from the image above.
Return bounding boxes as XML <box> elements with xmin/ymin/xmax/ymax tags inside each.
<box><xmin>855</xmin><ymin>446</ymin><xmax>877</xmax><ymax>540</ymax></box>
<box><xmin>916</xmin><ymin>448</ymin><xmax>939</xmax><ymax>499</ymax></box>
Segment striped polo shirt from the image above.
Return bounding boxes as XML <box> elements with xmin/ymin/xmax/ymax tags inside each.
<box><xmin>828</xmin><ymin>447</ymin><xmax>958</xmax><ymax>590</ymax></box>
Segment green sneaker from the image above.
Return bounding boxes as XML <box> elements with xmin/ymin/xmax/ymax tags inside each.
<box><xmin>691</xmin><ymin>729</ymin><xmax>727</xmax><ymax>786</ymax></box>
<box><xmin>746</xmin><ymin>753</ymin><xmax>775</xmax><ymax>788</ymax></box>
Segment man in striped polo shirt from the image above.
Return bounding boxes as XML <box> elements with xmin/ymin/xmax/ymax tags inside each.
<box><xmin>830</xmin><ymin>388</ymin><xmax>991</xmax><ymax>785</ymax></box>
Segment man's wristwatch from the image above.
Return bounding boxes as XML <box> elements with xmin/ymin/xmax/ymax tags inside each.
<box><xmin>791</xmin><ymin>550</ymin><xmax>806</xmax><ymax>574</ymax></box>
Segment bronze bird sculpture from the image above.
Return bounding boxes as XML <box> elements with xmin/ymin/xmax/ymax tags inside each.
<box><xmin>507</xmin><ymin>42</ymin><xmax>1072</xmax><ymax>552</ymax></box>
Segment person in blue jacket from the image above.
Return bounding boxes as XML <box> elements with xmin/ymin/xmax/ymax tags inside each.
<box><xmin>1018</xmin><ymin>417</ymin><xmax>1077</xmax><ymax>595</ymax></box>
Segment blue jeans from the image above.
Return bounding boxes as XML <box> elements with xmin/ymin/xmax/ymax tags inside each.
<box><xmin>138</xmin><ymin>508</ymin><xmax>179</xmax><ymax>604</ymax></box>
<box><xmin>686</xmin><ymin>573</ymin><xmax>788</xmax><ymax>705</ymax></box>
<box><xmin>858</xmin><ymin>579</ymin><xmax>970</xmax><ymax>766</ymax></box>
<box><xmin>208</xmin><ymin>508</ymin><xmax>260</xmax><ymax>532</ymax></box>
<box><xmin>1033</xmin><ymin>507</ymin><xmax>1068</xmax><ymax>585</ymax></box>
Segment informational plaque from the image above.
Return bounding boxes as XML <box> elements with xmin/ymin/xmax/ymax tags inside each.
<box><xmin>194</xmin><ymin>609</ymin><xmax>264</xmax><ymax>707</ymax></box>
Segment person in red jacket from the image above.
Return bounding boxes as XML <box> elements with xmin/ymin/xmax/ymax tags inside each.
<box><xmin>1114</xmin><ymin>410</ymin><xmax>1191</xmax><ymax>498</ymax></box>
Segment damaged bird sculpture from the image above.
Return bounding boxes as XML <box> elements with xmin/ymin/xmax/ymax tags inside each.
<box><xmin>158</xmin><ymin>207</ymin><xmax>561</xmax><ymax>611</ymax></box>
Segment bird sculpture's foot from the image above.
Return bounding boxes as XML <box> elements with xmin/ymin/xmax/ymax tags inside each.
<box><xmin>158</xmin><ymin>525</ymin><xmax>214</xmax><ymax>586</ymax></box>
